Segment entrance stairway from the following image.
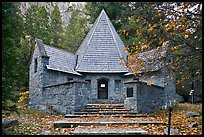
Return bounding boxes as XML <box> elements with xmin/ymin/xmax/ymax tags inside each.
<box><xmin>73</xmin><ymin>103</ymin><xmax>137</xmax><ymax>115</ymax></box>
<box><xmin>53</xmin><ymin>103</ymin><xmax>164</xmax><ymax>135</ymax></box>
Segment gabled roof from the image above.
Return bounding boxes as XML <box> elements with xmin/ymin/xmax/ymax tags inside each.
<box><xmin>43</xmin><ymin>45</ymin><xmax>81</xmax><ymax>76</ymax></box>
<box><xmin>34</xmin><ymin>39</ymin><xmax>81</xmax><ymax>76</ymax></box>
<box><xmin>75</xmin><ymin>9</ymin><xmax>128</xmax><ymax>73</ymax></box>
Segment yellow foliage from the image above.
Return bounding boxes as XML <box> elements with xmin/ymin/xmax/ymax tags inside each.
<box><xmin>158</xmin><ymin>37</ymin><xmax>164</xmax><ymax>45</ymax></box>
<box><xmin>184</xmin><ymin>34</ymin><xmax>189</xmax><ymax>39</ymax></box>
<box><xmin>123</xmin><ymin>47</ymin><xmax>128</xmax><ymax>51</ymax></box>
<box><xmin>135</xmin><ymin>18</ymin><xmax>139</xmax><ymax>23</ymax></box>
<box><xmin>136</xmin><ymin>29</ymin><xmax>139</xmax><ymax>35</ymax></box>
<box><xmin>147</xmin><ymin>81</ymin><xmax>153</xmax><ymax>86</ymax></box>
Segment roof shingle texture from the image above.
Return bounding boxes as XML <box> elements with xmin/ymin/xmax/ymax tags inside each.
<box><xmin>76</xmin><ymin>10</ymin><xmax>128</xmax><ymax>73</ymax></box>
<box><xmin>44</xmin><ymin>45</ymin><xmax>81</xmax><ymax>75</ymax></box>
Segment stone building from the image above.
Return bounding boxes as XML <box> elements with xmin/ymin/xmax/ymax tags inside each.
<box><xmin>29</xmin><ymin>10</ymin><xmax>179</xmax><ymax>114</ymax></box>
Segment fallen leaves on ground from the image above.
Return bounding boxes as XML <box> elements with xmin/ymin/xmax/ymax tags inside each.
<box><xmin>3</xmin><ymin>103</ymin><xmax>202</xmax><ymax>135</ymax></box>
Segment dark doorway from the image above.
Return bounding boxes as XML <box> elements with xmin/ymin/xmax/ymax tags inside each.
<box><xmin>98</xmin><ymin>78</ymin><xmax>108</xmax><ymax>99</ymax></box>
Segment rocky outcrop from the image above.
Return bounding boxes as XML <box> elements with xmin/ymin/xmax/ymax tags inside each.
<box><xmin>19</xmin><ymin>2</ymin><xmax>85</xmax><ymax>28</ymax></box>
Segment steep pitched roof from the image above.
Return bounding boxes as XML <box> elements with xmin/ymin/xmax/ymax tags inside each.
<box><xmin>75</xmin><ymin>9</ymin><xmax>128</xmax><ymax>73</ymax></box>
<box><xmin>42</xmin><ymin>44</ymin><xmax>81</xmax><ymax>76</ymax></box>
<box><xmin>32</xmin><ymin>38</ymin><xmax>81</xmax><ymax>75</ymax></box>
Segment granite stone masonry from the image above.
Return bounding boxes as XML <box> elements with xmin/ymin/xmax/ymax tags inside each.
<box><xmin>29</xmin><ymin>9</ymin><xmax>180</xmax><ymax>114</ymax></box>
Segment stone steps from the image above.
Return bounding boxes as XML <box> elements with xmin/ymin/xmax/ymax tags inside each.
<box><xmin>77</xmin><ymin>103</ymin><xmax>133</xmax><ymax>115</ymax></box>
<box><xmin>65</xmin><ymin>114</ymin><xmax>156</xmax><ymax>118</ymax></box>
<box><xmin>73</xmin><ymin>111</ymin><xmax>138</xmax><ymax>115</ymax></box>
<box><xmin>73</xmin><ymin>127</ymin><xmax>149</xmax><ymax>135</ymax></box>
<box><xmin>53</xmin><ymin>120</ymin><xmax>164</xmax><ymax>128</ymax></box>
<box><xmin>86</xmin><ymin>103</ymin><xmax>124</xmax><ymax>108</ymax></box>
<box><xmin>85</xmin><ymin>108</ymin><xmax>131</xmax><ymax>112</ymax></box>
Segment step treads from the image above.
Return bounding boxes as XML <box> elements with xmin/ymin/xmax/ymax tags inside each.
<box><xmin>53</xmin><ymin>120</ymin><xmax>164</xmax><ymax>128</ymax></box>
<box><xmin>64</xmin><ymin>114</ymin><xmax>155</xmax><ymax>118</ymax></box>
<box><xmin>74</xmin><ymin>127</ymin><xmax>148</xmax><ymax>135</ymax></box>
<box><xmin>73</xmin><ymin>111</ymin><xmax>138</xmax><ymax>115</ymax></box>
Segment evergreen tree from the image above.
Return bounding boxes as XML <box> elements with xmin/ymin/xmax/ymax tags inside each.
<box><xmin>62</xmin><ymin>9</ymin><xmax>87</xmax><ymax>52</ymax></box>
<box><xmin>2</xmin><ymin>2</ymin><xmax>24</xmax><ymax>113</ymax></box>
<box><xmin>50</xmin><ymin>4</ymin><xmax>63</xmax><ymax>47</ymax></box>
<box><xmin>24</xmin><ymin>4</ymin><xmax>40</xmax><ymax>45</ymax></box>
<box><xmin>85</xmin><ymin>2</ymin><xmax>130</xmax><ymax>30</ymax></box>
<box><xmin>36</xmin><ymin>6</ymin><xmax>51</xmax><ymax>45</ymax></box>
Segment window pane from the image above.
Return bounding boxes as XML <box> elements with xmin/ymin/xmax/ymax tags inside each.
<box><xmin>127</xmin><ymin>87</ymin><xmax>133</xmax><ymax>97</ymax></box>
<box><xmin>34</xmin><ymin>58</ymin><xmax>37</xmax><ymax>73</ymax></box>
<box><xmin>115</xmin><ymin>80</ymin><xmax>121</xmax><ymax>92</ymax></box>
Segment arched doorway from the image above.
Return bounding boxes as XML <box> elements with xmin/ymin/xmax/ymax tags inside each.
<box><xmin>98</xmin><ymin>78</ymin><xmax>108</xmax><ymax>99</ymax></box>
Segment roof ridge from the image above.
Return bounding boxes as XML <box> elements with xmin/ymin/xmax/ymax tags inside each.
<box><xmin>104</xmin><ymin>11</ymin><xmax>127</xmax><ymax>71</ymax></box>
<box><xmin>75</xmin><ymin>9</ymin><xmax>103</xmax><ymax>70</ymax></box>
<box><xmin>43</xmin><ymin>44</ymin><xmax>75</xmax><ymax>55</ymax></box>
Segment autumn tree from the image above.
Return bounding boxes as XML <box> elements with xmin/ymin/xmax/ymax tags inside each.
<box><xmin>50</xmin><ymin>4</ymin><xmax>63</xmax><ymax>47</ymax></box>
<box><xmin>122</xmin><ymin>2</ymin><xmax>202</xmax><ymax>101</ymax></box>
<box><xmin>61</xmin><ymin>9</ymin><xmax>87</xmax><ymax>52</ymax></box>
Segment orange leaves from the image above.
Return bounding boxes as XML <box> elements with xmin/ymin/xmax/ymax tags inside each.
<box><xmin>124</xmin><ymin>30</ymin><xmax>129</xmax><ymax>37</ymax></box>
<box><xmin>147</xmin><ymin>23</ymin><xmax>157</xmax><ymax>34</ymax></box>
<box><xmin>178</xmin><ymin>25</ymin><xmax>184</xmax><ymax>31</ymax></box>
<box><xmin>173</xmin><ymin>29</ymin><xmax>177</xmax><ymax>35</ymax></box>
<box><xmin>164</xmin><ymin>28</ymin><xmax>168</xmax><ymax>33</ymax></box>
<box><xmin>146</xmin><ymin>40</ymin><xmax>153</xmax><ymax>47</ymax></box>
<box><xmin>123</xmin><ymin>47</ymin><xmax>128</xmax><ymax>51</ymax></box>
<box><xmin>120</xmin><ymin>56</ymin><xmax>125</xmax><ymax>61</ymax></box>
<box><xmin>158</xmin><ymin>37</ymin><xmax>164</xmax><ymax>45</ymax></box>
<box><xmin>147</xmin><ymin>28</ymin><xmax>152</xmax><ymax>34</ymax></box>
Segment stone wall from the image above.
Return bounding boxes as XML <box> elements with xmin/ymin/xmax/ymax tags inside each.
<box><xmin>124</xmin><ymin>81</ymin><xmax>165</xmax><ymax>113</ymax></box>
<box><xmin>29</xmin><ymin>44</ymin><xmax>46</xmax><ymax>110</ymax></box>
<box><xmin>136</xmin><ymin>82</ymin><xmax>165</xmax><ymax>113</ymax></box>
<box><xmin>42</xmin><ymin>83</ymin><xmax>75</xmax><ymax>114</ymax></box>
<box><xmin>83</xmin><ymin>73</ymin><xmax>126</xmax><ymax>104</ymax></box>
<box><xmin>123</xmin><ymin>83</ymin><xmax>138</xmax><ymax>112</ymax></box>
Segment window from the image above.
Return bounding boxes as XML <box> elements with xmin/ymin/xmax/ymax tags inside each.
<box><xmin>115</xmin><ymin>80</ymin><xmax>121</xmax><ymax>92</ymax></box>
<box><xmin>85</xmin><ymin>80</ymin><xmax>91</xmax><ymax>91</ymax></box>
<box><xmin>34</xmin><ymin>58</ymin><xmax>38</xmax><ymax>73</ymax></box>
<box><xmin>127</xmin><ymin>87</ymin><xmax>133</xmax><ymax>97</ymax></box>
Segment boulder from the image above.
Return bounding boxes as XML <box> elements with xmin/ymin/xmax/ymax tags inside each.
<box><xmin>39</xmin><ymin>130</ymin><xmax>51</xmax><ymax>135</ymax></box>
<box><xmin>186</xmin><ymin>112</ymin><xmax>200</xmax><ymax>117</ymax></box>
<box><xmin>2</xmin><ymin>119</ymin><xmax>19</xmax><ymax>128</ymax></box>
